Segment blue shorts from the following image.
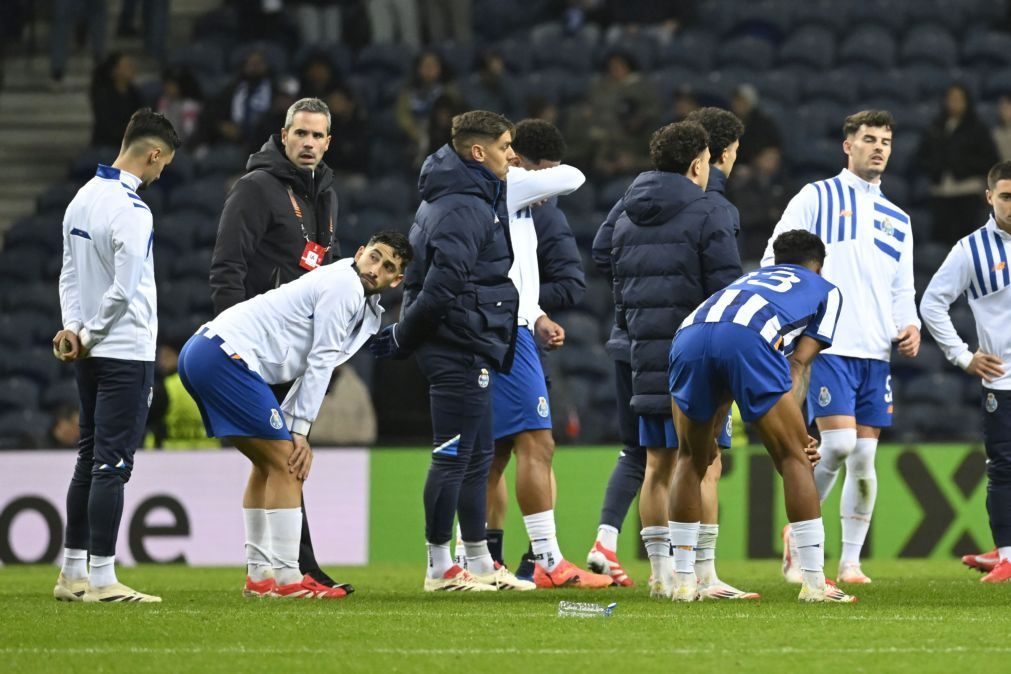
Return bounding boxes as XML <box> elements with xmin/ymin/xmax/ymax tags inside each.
<box><xmin>668</xmin><ymin>322</ymin><xmax>792</xmax><ymax>423</ymax></box>
<box><xmin>492</xmin><ymin>328</ymin><xmax>551</xmax><ymax>439</ymax></box>
<box><xmin>638</xmin><ymin>412</ymin><xmax>732</xmax><ymax>449</ymax></box>
<box><xmin>808</xmin><ymin>354</ymin><xmax>893</xmax><ymax>427</ymax></box>
<box><xmin>177</xmin><ymin>330</ymin><xmax>292</xmax><ymax>441</ymax></box>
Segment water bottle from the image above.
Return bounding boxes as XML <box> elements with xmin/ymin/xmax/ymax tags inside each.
<box><xmin>557</xmin><ymin>600</ymin><xmax>618</xmax><ymax>618</ymax></box>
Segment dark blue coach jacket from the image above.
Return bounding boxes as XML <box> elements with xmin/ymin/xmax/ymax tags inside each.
<box><xmin>534</xmin><ymin>199</ymin><xmax>585</xmax><ymax>313</ymax></box>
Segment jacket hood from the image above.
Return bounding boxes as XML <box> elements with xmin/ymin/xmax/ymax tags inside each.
<box><xmin>622</xmin><ymin>171</ymin><xmax>706</xmax><ymax>227</ymax></box>
<box><xmin>418</xmin><ymin>144</ymin><xmax>503</xmax><ymax>206</ymax></box>
<box><xmin>246</xmin><ymin>134</ymin><xmax>335</xmax><ymax>196</ymax></box>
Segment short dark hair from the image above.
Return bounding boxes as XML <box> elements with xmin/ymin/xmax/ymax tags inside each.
<box><xmin>988</xmin><ymin>161</ymin><xmax>1011</xmax><ymax>189</ymax></box>
<box><xmin>450</xmin><ymin>110</ymin><xmax>514</xmax><ymax>156</ymax></box>
<box><xmin>773</xmin><ymin>230</ymin><xmax>827</xmax><ymax>266</ymax></box>
<box><xmin>123</xmin><ymin>108</ymin><xmax>182</xmax><ymax>151</ymax></box>
<box><xmin>649</xmin><ymin>121</ymin><xmax>709</xmax><ymax>174</ymax></box>
<box><xmin>367</xmin><ymin>230</ymin><xmax>412</xmax><ymax>271</ymax></box>
<box><xmin>511</xmin><ymin>119</ymin><xmax>566</xmax><ymax>163</ymax></box>
<box><xmin>842</xmin><ymin>110</ymin><xmax>894</xmax><ymax>137</ymax></box>
<box><xmin>685</xmin><ymin>107</ymin><xmax>744</xmax><ymax>164</ymax></box>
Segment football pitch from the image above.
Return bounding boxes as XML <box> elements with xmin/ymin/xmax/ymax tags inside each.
<box><xmin>1</xmin><ymin>560</ymin><xmax>1008</xmax><ymax>673</ymax></box>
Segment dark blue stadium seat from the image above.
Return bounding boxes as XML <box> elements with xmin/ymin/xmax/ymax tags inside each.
<box><xmin>791</xmin><ymin>2</ymin><xmax>851</xmax><ymax>35</ymax></box>
<box><xmin>860</xmin><ymin>69</ymin><xmax>920</xmax><ymax>103</ymax></box>
<box><xmin>848</xmin><ymin>0</ymin><xmax>911</xmax><ymax>34</ymax></box>
<box><xmin>552</xmin><ymin>311</ymin><xmax>602</xmax><ymax>346</ymax></box>
<box><xmin>599</xmin><ymin>35</ymin><xmax>659</xmax><ymax>74</ymax></box>
<box><xmin>355</xmin><ymin>43</ymin><xmax>413</xmax><ymax>79</ymax></box>
<box><xmin>949</xmin><ymin>304</ymin><xmax>978</xmax><ymax>347</ymax></box>
<box><xmin>346</xmin><ymin>208</ymin><xmax>398</xmax><ymax>242</ymax></box>
<box><xmin>725</xmin><ymin>0</ymin><xmax>791</xmax><ymax>42</ymax></box>
<box><xmin>656</xmin><ymin>29</ymin><xmax>717</xmax><ymax>72</ymax></box>
<box><xmin>0</xmin><ymin>249</ymin><xmax>47</xmax><ymax>283</ymax></box>
<box><xmin>983</xmin><ymin>67</ymin><xmax>1011</xmax><ymax>101</ymax></box>
<box><xmin>534</xmin><ymin>37</ymin><xmax>594</xmax><ymax>75</ymax></box>
<box><xmin>800</xmin><ymin>68</ymin><xmax>860</xmax><ymax>105</ymax></box>
<box><xmin>169</xmin><ymin>41</ymin><xmax>225</xmax><ymax>77</ymax></box>
<box><xmin>557</xmin><ymin>182</ymin><xmax>595</xmax><ymax>216</ymax></box>
<box><xmin>0</xmin><ymin>311</ymin><xmax>56</xmax><ymax>346</ymax></box>
<box><xmin>195</xmin><ymin>144</ymin><xmax>249</xmax><ymax>177</ymax></box>
<box><xmin>890</xmin><ymin>340</ymin><xmax>945</xmax><ymax>375</ymax></box>
<box><xmin>0</xmin><ymin>409</ymin><xmax>54</xmax><ymax>448</ymax></box>
<box><xmin>4</xmin><ymin>215</ymin><xmax>62</xmax><ymax>251</ymax></box>
<box><xmin>793</xmin><ymin>137</ymin><xmax>844</xmax><ymax>175</ymax></box>
<box><xmin>159</xmin><ymin>150</ymin><xmax>196</xmax><ymax>186</ymax></box>
<box><xmin>167</xmin><ymin>178</ymin><xmax>226</xmax><ymax>217</ymax></box>
<box><xmin>568</xmin><ymin>210</ymin><xmax>606</xmax><ymax>242</ymax></box>
<box><xmin>0</xmin><ymin>315</ymin><xmax>33</xmax><ymax>350</ymax></box>
<box><xmin>715</xmin><ymin>36</ymin><xmax>775</xmax><ymax>71</ymax></box>
<box><xmin>900</xmin><ymin>24</ymin><xmax>958</xmax><ymax>68</ymax></box>
<box><xmin>886</xmin><ymin>134</ymin><xmax>919</xmax><ymax>177</ymax></box>
<box><xmin>881</xmin><ymin>175</ymin><xmax>910</xmax><ymax>208</ymax></box>
<box><xmin>490</xmin><ymin>37</ymin><xmax>533</xmax><ymax>75</ymax></box>
<box><xmin>962</xmin><ymin>31</ymin><xmax>1011</xmax><ymax>69</ymax></box>
<box><xmin>155</xmin><ymin>211</ymin><xmax>203</xmax><ymax>254</ymax></box>
<box><xmin>795</xmin><ymin>100</ymin><xmax>847</xmax><ymax>141</ymax></box>
<box><xmin>171</xmin><ymin>248</ymin><xmax>213</xmax><ymax>282</ymax></box>
<box><xmin>751</xmin><ymin>69</ymin><xmax>800</xmax><ymax>106</ymax></box>
<box><xmin>648</xmin><ymin>66</ymin><xmax>703</xmax><ymax>104</ymax></box>
<box><xmin>3</xmin><ymin>283</ymin><xmax>60</xmax><ymax>317</ymax></box>
<box><xmin>68</xmin><ymin>146</ymin><xmax>118</xmax><ymax>181</ymax></box>
<box><xmin>349</xmin><ymin>176</ymin><xmax>413</xmax><ymax>215</ymax></box>
<box><xmin>778</xmin><ymin>25</ymin><xmax>836</xmax><ymax>70</ymax></box>
<box><xmin>580</xmin><ymin>277</ymin><xmax>614</xmax><ymax>318</ymax></box>
<box><xmin>2</xmin><ymin>348</ymin><xmax>62</xmax><ymax>388</ymax></box>
<box><xmin>908</xmin><ymin>0</ymin><xmax>972</xmax><ymax>33</ymax></box>
<box><xmin>228</xmin><ymin>41</ymin><xmax>289</xmax><ymax>77</ymax></box>
<box><xmin>596</xmin><ymin>175</ymin><xmax>635</xmax><ymax>212</ymax></box>
<box><xmin>904</xmin><ymin>371</ymin><xmax>968</xmax><ymax>406</ymax></box>
<box><xmin>837</xmin><ymin>25</ymin><xmax>897</xmax><ymax>70</ymax></box>
<box><xmin>557</xmin><ymin>344</ymin><xmax>611</xmax><ymax>378</ymax></box>
<box><xmin>35</xmin><ymin>182</ymin><xmax>81</xmax><ymax>217</ymax></box>
<box><xmin>526</xmin><ymin>69</ymin><xmax>590</xmax><ymax>104</ymax></box>
<box><xmin>0</xmin><ymin>377</ymin><xmax>40</xmax><ymax>413</ymax></box>
<box><xmin>40</xmin><ymin>381</ymin><xmax>79</xmax><ymax>411</ymax></box>
<box><xmin>915</xmin><ymin>241</ymin><xmax>952</xmax><ymax>275</ymax></box>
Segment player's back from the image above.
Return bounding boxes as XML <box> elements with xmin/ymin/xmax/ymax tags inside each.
<box><xmin>679</xmin><ymin>264</ymin><xmax>842</xmax><ymax>354</ymax></box>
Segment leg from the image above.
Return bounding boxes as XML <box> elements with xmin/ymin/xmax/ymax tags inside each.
<box><xmin>86</xmin><ymin>0</ymin><xmax>108</xmax><ymax>63</ymax></box>
<box><xmin>484</xmin><ymin>439</ymin><xmax>512</xmax><ymax>564</ymax></box>
<box><xmin>49</xmin><ymin>0</ymin><xmax>73</xmax><ymax>80</ymax></box>
<box><xmin>596</xmin><ymin>360</ymin><xmax>646</xmax><ymax>535</ymax></box>
<box><xmin>812</xmin><ymin>419</ymin><xmax>858</xmax><ymax>501</ymax></box>
<box><xmin>982</xmin><ymin>390</ymin><xmax>1011</xmax><ymax>581</ymax></box>
<box><xmin>514</xmin><ymin>429</ymin><xmax>562</xmax><ymax>571</ymax></box>
<box><xmin>838</xmin><ymin>425</ymin><xmax>880</xmax><ymax>572</ymax></box>
<box><xmin>456</xmin><ymin>402</ymin><xmax>495</xmax><ymax>572</ymax></box>
<box><xmin>61</xmin><ymin>359</ymin><xmax>98</xmax><ymax>582</ymax></box>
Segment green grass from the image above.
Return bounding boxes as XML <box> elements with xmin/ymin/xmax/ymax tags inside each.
<box><xmin>2</xmin><ymin>561</ymin><xmax>1008</xmax><ymax>673</ymax></box>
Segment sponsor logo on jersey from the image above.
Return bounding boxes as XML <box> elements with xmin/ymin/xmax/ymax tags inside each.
<box><xmin>818</xmin><ymin>386</ymin><xmax>832</xmax><ymax>407</ymax></box>
<box><xmin>537</xmin><ymin>396</ymin><xmax>549</xmax><ymax>418</ymax></box>
<box><xmin>986</xmin><ymin>393</ymin><xmax>998</xmax><ymax>414</ymax></box>
<box><xmin>269</xmin><ymin>408</ymin><xmax>283</xmax><ymax>430</ymax></box>
<box><xmin>840</xmin><ymin>209</ymin><xmax>852</xmax><ymax>217</ymax></box>
<box><xmin>478</xmin><ymin>368</ymin><xmax>490</xmax><ymax>389</ymax></box>
<box><xmin>995</xmin><ymin>261</ymin><xmax>1007</xmax><ymax>273</ymax></box>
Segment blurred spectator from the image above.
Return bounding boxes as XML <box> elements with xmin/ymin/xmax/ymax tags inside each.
<box><xmin>421</xmin><ymin>0</ymin><xmax>472</xmax><ymax>44</ymax></box>
<box><xmin>90</xmin><ymin>52</ymin><xmax>142</xmax><ymax>147</ymax></box>
<box><xmin>196</xmin><ymin>49</ymin><xmax>276</xmax><ymax>150</ymax></box>
<box><xmin>465</xmin><ymin>50</ymin><xmax>521</xmax><ymax>119</ymax></box>
<box><xmin>993</xmin><ymin>93</ymin><xmax>1011</xmax><ymax>162</ymax></box>
<box><xmin>599</xmin><ymin>0</ymin><xmax>694</xmax><ymax>45</ymax></box>
<box><xmin>585</xmin><ymin>50</ymin><xmax>658</xmax><ymax>177</ymax></box>
<box><xmin>50</xmin><ymin>0</ymin><xmax>107</xmax><ymax>86</ymax></box>
<box><xmin>230</xmin><ymin>0</ymin><xmax>299</xmax><ymax>47</ymax></box>
<box><xmin>367</xmin><ymin>0</ymin><xmax>422</xmax><ymax>49</ymax></box>
<box><xmin>307</xmin><ymin>367</ymin><xmax>378</xmax><ymax>446</ymax></box>
<box><xmin>323</xmin><ymin>85</ymin><xmax>370</xmax><ymax>183</ymax></box>
<box><xmin>730</xmin><ymin>84</ymin><xmax>782</xmax><ymax>168</ymax></box>
<box><xmin>425</xmin><ymin>92</ymin><xmax>468</xmax><ymax>158</ymax></box>
<box><xmin>146</xmin><ymin>340</ymin><xmax>219</xmax><ymax>449</ymax></box>
<box><xmin>527</xmin><ymin>96</ymin><xmax>560</xmax><ymax>126</ymax></box>
<box><xmin>728</xmin><ymin>146</ymin><xmax>790</xmax><ymax>262</ymax></box>
<box><xmin>292</xmin><ymin>0</ymin><xmax>352</xmax><ymax>45</ymax></box>
<box><xmin>396</xmin><ymin>50</ymin><xmax>460</xmax><ymax>167</ymax></box>
<box><xmin>594</xmin><ymin>97</ymin><xmax>655</xmax><ymax>177</ymax></box>
<box><xmin>298</xmin><ymin>51</ymin><xmax>342</xmax><ymax>99</ymax></box>
<box><xmin>917</xmin><ymin>83</ymin><xmax>999</xmax><ymax>246</ymax></box>
<box><xmin>669</xmin><ymin>88</ymin><xmax>700</xmax><ymax>123</ymax></box>
<box><xmin>156</xmin><ymin>65</ymin><xmax>204</xmax><ymax>146</ymax></box>
<box><xmin>48</xmin><ymin>404</ymin><xmax>80</xmax><ymax>450</ymax></box>
<box><xmin>116</xmin><ymin>0</ymin><xmax>169</xmax><ymax>62</ymax></box>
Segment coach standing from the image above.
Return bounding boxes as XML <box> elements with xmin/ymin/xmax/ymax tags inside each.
<box><xmin>370</xmin><ymin>110</ymin><xmax>519</xmax><ymax>591</ymax></box>
<box><xmin>53</xmin><ymin>109</ymin><xmax>180</xmax><ymax>603</ymax></box>
<box><xmin>209</xmin><ymin>97</ymin><xmax>342</xmax><ymax>589</ymax></box>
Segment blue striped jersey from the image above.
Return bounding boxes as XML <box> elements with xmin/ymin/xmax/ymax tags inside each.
<box><xmin>679</xmin><ymin>264</ymin><xmax>843</xmax><ymax>354</ymax></box>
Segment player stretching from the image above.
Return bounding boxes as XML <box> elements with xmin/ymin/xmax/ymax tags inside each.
<box><xmin>763</xmin><ymin>111</ymin><xmax>920</xmax><ymax>584</ymax></box>
<box><xmin>668</xmin><ymin>230</ymin><xmax>855</xmax><ymax>603</ymax></box>
<box><xmin>921</xmin><ymin>161</ymin><xmax>1011</xmax><ymax>583</ymax></box>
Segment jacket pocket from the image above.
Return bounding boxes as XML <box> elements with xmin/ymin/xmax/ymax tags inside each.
<box><xmin>475</xmin><ymin>286</ymin><xmax>518</xmax><ymax>334</ymax></box>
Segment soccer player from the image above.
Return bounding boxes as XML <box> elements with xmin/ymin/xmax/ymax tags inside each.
<box><xmin>763</xmin><ymin>110</ymin><xmax>920</xmax><ymax>584</ymax></box>
<box><xmin>482</xmin><ymin>119</ymin><xmax>611</xmax><ymax>589</ymax></box>
<box><xmin>668</xmin><ymin>230</ymin><xmax>856</xmax><ymax>603</ymax></box>
<box><xmin>178</xmin><ymin>232</ymin><xmax>409</xmax><ymax>599</ymax></box>
<box><xmin>53</xmin><ymin>109</ymin><xmax>180</xmax><ymax>603</ymax></box>
<box><xmin>920</xmin><ymin>161</ymin><xmax>1011</xmax><ymax>583</ymax></box>
<box><xmin>610</xmin><ymin>121</ymin><xmax>742</xmax><ymax>598</ymax></box>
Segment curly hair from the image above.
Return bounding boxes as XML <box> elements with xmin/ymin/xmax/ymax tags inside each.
<box><xmin>685</xmin><ymin>107</ymin><xmax>744</xmax><ymax>163</ymax></box>
<box><xmin>772</xmin><ymin>230</ymin><xmax>826</xmax><ymax>266</ymax></box>
<box><xmin>649</xmin><ymin>121</ymin><xmax>709</xmax><ymax>174</ymax></box>
<box><xmin>842</xmin><ymin>110</ymin><xmax>894</xmax><ymax>137</ymax></box>
<box><xmin>512</xmin><ymin>119</ymin><xmax>566</xmax><ymax>163</ymax></box>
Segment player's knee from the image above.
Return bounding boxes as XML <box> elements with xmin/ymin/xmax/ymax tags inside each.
<box><xmin>818</xmin><ymin>428</ymin><xmax>857</xmax><ymax>468</ymax></box>
<box><xmin>847</xmin><ymin>441</ymin><xmax>877</xmax><ymax>478</ymax></box>
<box><xmin>91</xmin><ymin>467</ymin><xmax>128</xmax><ymax>487</ymax></box>
<box><xmin>987</xmin><ymin>447</ymin><xmax>1011</xmax><ymax>486</ymax></box>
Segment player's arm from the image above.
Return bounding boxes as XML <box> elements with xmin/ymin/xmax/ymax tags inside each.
<box><xmin>506</xmin><ymin>164</ymin><xmax>586</xmax><ymax>214</ymax></box>
<box><xmin>79</xmin><ymin>206</ymin><xmax>153</xmax><ymax>351</ymax></box>
<box><xmin>920</xmin><ymin>244</ymin><xmax>1005</xmax><ymax>381</ymax></box>
<box><xmin>56</xmin><ymin>215</ymin><xmax>85</xmax><ymax>360</ymax></box>
<box><xmin>591</xmin><ymin>199</ymin><xmax>624</xmax><ymax>279</ymax></box>
<box><xmin>535</xmin><ymin>208</ymin><xmax>585</xmax><ymax>313</ymax></box>
<box><xmin>760</xmin><ymin>184</ymin><xmax>819</xmax><ymax>267</ymax></box>
<box><xmin>892</xmin><ymin>224</ymin><xmax>921</xmax><ymax>358</ymax></box>
<box><xmin>792</xmin><ymin>285</ymin><xmax>844</xmax><ymax>405</ymax></box>
<box><xmin>209</xmin><ymin>178</ymin><xmax>272</xmax><ymax>315</ymax></box>
<box><xmin>699</xmin><ymin>207</ymin><xmax>743</xmax><ymax>296</ymax></box>
<box><xmin>395</xmin><ymin>207</ymin><xmax>484</xmax><ymax>352</ymax></box>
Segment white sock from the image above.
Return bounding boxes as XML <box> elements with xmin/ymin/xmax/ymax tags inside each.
<box><xmin>840</xmin><ymin>437</ymin><xmax>878</xmax><ymax>564</ymax></box>
<box><xmin>790</xmin><ymin>517</ymin><xmax>826</xmax><ymax>587</ymax></box>
<box><xmin>695</xmin><ymin>524</ymin><xmax>719</xmax><ymax>584</ymax></box>
<box><xmin>454</xmin><ymin>522</ymin><xmax>466</xmax><ymax>568</ymax></box>
<box><xmin>813</xmin><ymin>428</ymin><xmax>857</xmax><ymax>501</ymax></box>
<box><xmin>596</xmin><ymin>524</ymin><xmax>619</xmax><ymax>551</ymax></box>
<box><xmin>89</xmin><ymin>554</ymin><xmax>117</xmax><ymax>588</ymax></box>
<box><xmin>641</xmin><ymin>526</ymin><xmax>672</xmax><ymax>586</ymax></box>
<box><xmin>266</xmin><ymin>507</ymin><xmax>303</xmax><ymax>586</ymax></box>
<box><xmin>525</xmin><ymin>510</ymin><xmax>563</xmax><ymax>572</ymax></box>
<box><xmin>999</xmin><ymin>546</ymin><xmax>1011</xmax><ymax>561</ymax></box>
<box><xmin>61</xmin><ymin>548</ymin><xmax>88</xmax><ymax>580</ymax></box>
<box><xmin>463</xmin><ymin>540</ymin><xmax>495</xmax><ymax>574</ymax></box>
<box><xmin>243</xmin><ymin>508</ymin><xmax>272</xmax><ymax>581</ymax></box>
<box><xmin>669</xmin><ymin>521</ymin><xmax>700</xmax><ymax>574</ymax></box>
<box><xmin>427</xmin><ymin>542</ymin><xmax>453</xmax><ymax>579</ymax></box>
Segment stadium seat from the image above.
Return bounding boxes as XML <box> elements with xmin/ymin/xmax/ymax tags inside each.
<box><xmin>794</xmin><ymin>137</ymin><xmax>845</xmax><ymax>175</ymax></box>
<box><xmin>350</xmin><ymin>176</ymin><xmax>413</xmax><ymax>215</ymax></box>
<box><xmin>848</xmin><ymin>0</ymin><xmax>912</xmax><ymax>34</ymax></box>
<box><xmin>904</xmin><ymin>371</ymin><xmax>965</xmax><ymax>406</ymax></box>
<box><xmin>169</xmin><ymin>41</ymin><xmax>225</xmax><ymax>78</ymax></box>
<box><xmin>535</xmin><ymin>37</ymin><xmax>594</xmax><ymax>75</ymax></box>
<box><xmin>346</xmin><ymin>209</ymin><xmax>396</xmax><ymax>242</ymax></box>
<box><xmin>526</xmin><ymin>69</ymin><xmax>589</xmax><ymax>104</ymax></box>
<box><xmin>751</xmin><ymin>69</ymin><xmax>800</xmax><ymax>106</ymax></box>
<box><xmin>0</xmin><ymin>409</ymin><xmax>53</xmax><ymax>448</ymax></box>
<box><xmin>35</xmin><ymin>182</ymin><xmax>81</xmax><ymax>217</ymax></box>
<box><xmin>3</xmin><ymin>283</ymin><xmax>60</xmax><ymax>317</ymax></box>
<box><xmin>837</xmin><ymin>25</ymin><xmax>897</xmax><ymax>70</ymax></box>
<box><xmin>0</xmin><ymin>377</ymin><xmax>40</xmax><ymax>413</ymax></box>
<box><xmin>596</xmin><ymin>176</ymin><xmax>635</xmax><ymax>212</ymax></box>
<box><xmin>890</xmin><ymin>340</ymin><xmax>946</xmax><ymax>375</ymax></box>
<box><xmin>228</xmin><ymin>41</ymin><xmax>289</xmax><ymax>77</ymax></box>
<box><xmin>801</xmin><ymin>68</ymin><xmax>861</xmax><ymax>105</ymax></box>
<box><xmin>556</xmin><ymin>344</ymin><xmax>611</xmax><ymax>378</ymax></box>
<box><xmin>885</xmin><ymin>134</ymin><xmax>918</xmax><ymax>177</ymax></box>
<box><xmin>167</xmin><ymin>177</ymin><xmax>226</xmax><ymax>217</ymax></box>
<box><xmin>900</xmin><ymin>24</ymin><xmax>958</xmax><ymax>68</ymax></box>
<box><xmin>171</xmin><ymin>248</ymin><xmax>213</xmax><ymax>282</ymax></box>
<box><xmin>580</xmin><ymin>277</ymin><xmax>615</xmax><ymax>318</ymax></box>
<box><xmin>2</xmin><ymin>348</ymin><xmax>62</xmax><ymax>388</ymax></box>
<box><xmin>656</xmin><ymin>29</ymin><xmax>717</xmax><ymax>72</ymax></box>
<box><xmin>795</xmin><ymin>99</ymin><xmax>847</xmax><ymax>141</ymax></box>
<box><xmin>567</xmin><ymin>210</ymin><xmax>606</xmax><ymax>242</ymax></box>
<box><xmin>0</xmin><ymin>249</ymin><xmax>47</xmax><ymax>284</ymax></box>
<box><xmin>962</xmin><ymin>30</ymin><xmax>1011</xmax><ymax>69</ymax></box>
<box><xmin>860</xmin><ymin>69</ymin><xmax>919</xmax><ymax>103</ymax></box>
<box><xmin>791</xmin><ymin>2</ymin><xmax>851</xmax><ymax>35</ymax></box>
<box><xmin>778</xmin><ymin>25</ymin><xmax>836</xmax><ymax>71</ymax></box>
<box><xmin>599</xmin><ymin>36</ymin><xmax>659</xmax><ymax>74</ymax></box>
<box><xmin>3</xmin><ymin>215</ymin><xmax>63</xmax><ymax>251</ymax></box>
<box><xmin>557</xmin><ymin>182</ymin><xmax>595</xmax><ymax>216</ymax></box>
<box><xmin>552</xmin><ymin>311</ymin><xmax>602</xmax><ymax>346</ymax></box>
<box><xmin>881</xmin><ymin>175</ymin><xmax>910</xmax><ymax>208</ymax></box>
<box><xmin>724</xmin><ymin>0</ymin><xmax>790</xmax><ymax>42</ymax></box>
<box><xmin>355</xmin><ymin>43</ymin><xmax>413</xmax><ymax>80</ymax></box>
<box><xmin>68</xmin><ymin>146</ymin><xmax>118</xmax><ymax>182</ymax></box>
<box><xmin>648</xmin><ymin>66</ymin><xmax>703</xmax><ymax>104</ymax></box>
<box><xmin>0</xmin><ymin>315</ymin><xmax>33</xmax><ymax>350</ymax></box>
<box><xmin>715</xmin><ymin>36</ymin><xmax>775</xmax><ymax>71</ymax></box>
<box><xmin>40</xmin><ymin>381</ymin><xmax>79</xmax><ymax>411</ymax></box>
<box><xmin>490</xmin><ymin>36</ymin><xmax>533</xmax><ymax>75</ymax></box>
<box><xmin>908</xmin><ymin>0</ymin><xmax>971</xmax><ymax>33</ymax></box>
<box><xmin>155</xmin><ymin>211</ymin><xmax>200</xmax><ymax>254</ymax></box>
<box><xmin>159</xmin><ymin>150</ymin><xmax>196</xmax><ymax>186</ymax></box>
<box><xmin>983</xmin><ymin>67</ymin><xmax>1011</xmax><ymax>101</ymax></box>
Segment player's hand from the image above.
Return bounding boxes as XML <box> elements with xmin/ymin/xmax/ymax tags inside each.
<box><xmin>966</xmin><ymin>350</ymin><xmax>1005</xmax><ymax>382</ymax></box>
<box><xmin>894</xmin><ymin>325</ymin><xmax>920</xmax><ymax>358</ymax></box>
<box><xmin>289</xmin><ymin>433</ymin><xmax>313</xmax><ymax>481</ymax></box>
<box><xmin>52</xmin><ymin>329</ymin><xmax>82</xmax><ymax>362</ymax></box>
<box><xmin>534</xmin><ymin>315</ymin><xmax>565</xmax><ymax>350</ymax></box>
<box><xmin>368</xmin><ymin>323</ymin><xmax>402</xmax><ymax>359</ymax></box>
<box><xmin>804</xmin><ymin>435</ymin><xmax>821</xmax><ymax>467</ymax></box>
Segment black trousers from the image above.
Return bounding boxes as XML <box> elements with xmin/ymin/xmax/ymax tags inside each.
<box><xmin>982</xmin><ymin>388</ymin><xmax>1011</xmax><ymax>548</ymax></box>
<box><xmin>598</xmin><ymin>359</ymin><xmax>646</xmax><ymax>531</ymax></box>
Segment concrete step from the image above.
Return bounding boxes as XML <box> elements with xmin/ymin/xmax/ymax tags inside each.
<box><xmin>0</xmin><ymin>128</ymin><xmax>88</xmax><ymax>149</ymax></box>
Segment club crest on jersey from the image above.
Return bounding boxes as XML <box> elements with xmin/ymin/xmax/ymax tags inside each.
<box><xmin>817</xmin><ymin>386</ymin><xmax>832</xmax><ymax>407</ymax></box>
<box><xmin>478</xmin><ymin>368</ymin><xmax>490</xmax><ymax>389</ymax></box>
<box><xmin>269</xmin><ymin>408</ymin><xmax>284</xmax><ymax>429</ymax></box>
<box><xmin>537</xmin><ymin>396</ymin><xmax>549</xmax><ymax>418</ymax></box>
<box><xmin>986</xmin><ymin>393</ymin><xmax>998</xmax><ymax>414</ymax></box>
<box><xmin>725</xmin><ymin>416</ymin><xmax>733</xmax><ymax>438</ymax></box>
<box><xmin>881</xmin><ymin>218</ymin><xmax>894</xmax><ymax>237</ymax></box>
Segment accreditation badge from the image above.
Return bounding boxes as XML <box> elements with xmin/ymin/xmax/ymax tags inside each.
<box><xmin>299</xmin><ymin>241</ymin><xmax>326</xmax><ymax>271</ymax></box>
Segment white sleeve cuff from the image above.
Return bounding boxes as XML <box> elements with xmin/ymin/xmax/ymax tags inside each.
<box><xmin>79</xmin><ymin>327</ymin><xmax>97</xmax><ymax>350</ymax></box>
<box><xmin>955</xmin><ymin>351</ymin><xmax>974</xmax><ymax>371</ymax></box>
<box><xmin>64</xmin><ymin>320</ymin><xmax>82</xmax><ymax>334</ymax></box>
<box><xmin>286</xmin><ymin>413</ymin><xmax>312</xmax><ymax>436</ymax></box>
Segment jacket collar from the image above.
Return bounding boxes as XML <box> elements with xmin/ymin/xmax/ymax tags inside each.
<box><xmin>97</xmin><ymin>164</ymin><xmax>142</xmax><ymax>190</ymax></box>
<box><xmin>707</xmin><ymin>165</ymin><xmax>727</xmax><ymax>194</ymax></box>
<box><xmin>838</xmin><ymin>168</ymin><xmax>882</xmax><ymax>196</ymax></box>
<box><xmin>986</xmin><ymin>215</ymin><xmax>1011</xmax><ymax>241</ymax></box>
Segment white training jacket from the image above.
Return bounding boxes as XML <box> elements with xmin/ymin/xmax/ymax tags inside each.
<box><xmin>761</xmin><ymin>168</ymin><xmax>919</xmax><ymax>362</ymax></box>
<box><xmin>59</xmin><ymin>165</ymin><xmax>157</xmax><ymax>361</ymax></box>
<box><xmin>506</xmin><ymin>164</ymin><xmax>585</xmax><ymax>329</ymax></box>
<box><xmin>206</xmin><ymin>258</ymin><xmax>384</xmax><ymax>435</ymax></box>
<box><xmin>920</xmin><ymin>216</ymin><xmax>1011</xmax><ymax>390</ymax></box>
